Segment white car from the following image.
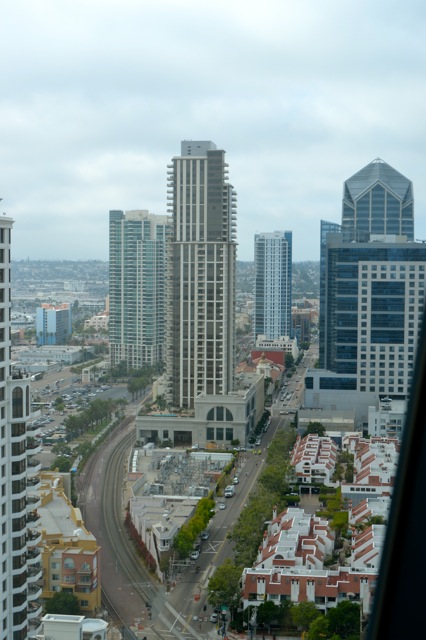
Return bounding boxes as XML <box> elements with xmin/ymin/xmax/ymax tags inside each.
<box><xmin>190</xmin><ymin>550</ymin><xmax>200</xmax><ymax>560</ymax></box>
<box><xmin>219</xmin><ymin>502</ymin><xmax>226</xmax><ymax>510</ymax></box>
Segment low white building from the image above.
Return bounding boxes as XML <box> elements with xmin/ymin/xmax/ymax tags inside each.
<box><xmin>255</xmin><ymin>334</ymin><xmax>299</xmax><ymax>360</ymax></box>
<box><xmin>367</xmin><ymin>397</ymin><xmax>407</xmax><ymax>440</ymax></box>
<box><xmin>39</xmin><ymin>614</ymin><xmax>108</xmax><ymax>640</ymax></box>
<box><xmin>341</xmin><ymin>435</ymin><xmax>399</xmax><ymax>507</ymax></box>
<box><xmin>290</xmin><ymin>434</ymin><xmax>338</xmax><ymax>486</ymax></box>
<box><xmin>241</xmin><ymin>505</ymin><xmax>376</xmax><ymax>615</ymax></box>
<box><xmin>17</xmin><ymin>345</ymin><xmax>92</xmax><ymax>365</ymax></box>
<box><xmin>129</xmin><ymin>496</ymin><xmax>199</xmax><ymax>581</ymax></box>
<box><xmin>84</xmin><ymin>314</ymin><xmax>109</xmax><ymax>331</ymax></box>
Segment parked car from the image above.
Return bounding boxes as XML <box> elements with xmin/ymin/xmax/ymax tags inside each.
<box><xmin>190</xmin><ymin>550</ymin><xmax>200</xmax><ymax>560</ymax></box>
<box><xmin>219</xmin><ymin>502</ymin><xmax>226</xmax><ymax>510</ymax></box>
<box><xmin>210</xmin><ymin>613</ymin><xmax>218</xmax><ymax>623</ymax></box>
<box><xmin>200</xmin><ymin>531</ymin><xmax>209</xmax><ymax>540</ymax></box>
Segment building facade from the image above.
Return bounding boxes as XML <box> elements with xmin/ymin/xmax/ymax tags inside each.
<box><xmin>254</xmin><ymin>231</ymin><xmax>292</xmax><ymax>341</ymax></box>
<box><xmin>39</xmin><ymin>474</ymin><xmax>101</xmax><ymax>616</ymax></box>
<box><xmin>36</xmin><ymin>304</ymin><xmax>72</xmax><ymax>346</ymax></box>
<box><xmin>312</xmin><ymin>160</ymin><xmax>425</xmax><ymax>425</ymax></box>
<box><xmin>165</xmin><ymin>141</ymin><xmax>237</xmax><ymax>409</ymax></box>
<box><xmin>109</xmin><ymin>209</ymin><xmax>172</xmax><ymax>369</ymax></box>
<box><xmin>1</xmin><ymin>216</ymin><xmax>43</xmax><ymax>638</ymax></box>
<box><xmin>319</xmin><ymin>234</ymin><xmax>426</xmax><ymax>396</ymax></box>
<box><xmin>367</xmin><ymin>397</ymin><xmax>407</xmax><ymax>440</ymax></box>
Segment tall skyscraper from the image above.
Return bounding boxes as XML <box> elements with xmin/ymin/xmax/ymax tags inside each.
<box><xmin>109</xmin><ymin>209</ymin><xmax>172</xmax><ymax>370</ymax></box>
<box><xmin>318</xmin><ymin>159</ymin><xmax>425</xmax><ymax>401</ymax></box>
<box><xmin>254</xmin><ymin>231</ymin><xmax>292</xmax><ymax>341</ymax></box>
<box><xmin>1</xmin><ymin>216</ymin><xmax>42</xmax><ymax>638</ymax></box>
<box><xmin>165</xmin><ymin>141</ymin><xmax>237</xmax><ymax>409</ymax></box>
<box><xmin>342</xmin><ymin>158</ymin><xmax>414</xmax><ymax>240</ymax></box>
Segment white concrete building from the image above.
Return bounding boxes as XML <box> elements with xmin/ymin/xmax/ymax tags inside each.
<box><xmin>290</xmin><ymin>434</ymin><xmax>338</xmax><ymax>486</ymax></box>
<box><xmin>255</xmin><ymin>334</ymin><xmax>299</xmax><ymax>360</ymax></box>
<box><xmin>0</xmin><ymin>216</ymin><xmax>44</xmax><ymax>638</ymax></box>
<box><xmin>240</xmin><ymin>506</ymin><xmax>376</xmax><ymax>615</ymax></box>
<box><xmin>341</xmin><ymin>435</ymin><xmax>399</xmax><ymax>507</ymax></box>
<box><xmin>367</xmin><ymin>397</ymin><xmax>407</xmax><ymax>439</ymax></box>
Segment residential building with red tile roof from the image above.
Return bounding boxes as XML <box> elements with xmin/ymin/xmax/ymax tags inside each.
<box><xmin>240</xmin><ymin>506</ymin><xmax>377</xmax><ymax>615</ymax></box>
<box><xmin>341</xmin><ymin>435</ymin><xmax>399</xmax><ymax>506</ymax></box>
<box><xmin>290</xmin><ymin>434</ymin><xmax>338</xmax><ymax>486</ymax></box>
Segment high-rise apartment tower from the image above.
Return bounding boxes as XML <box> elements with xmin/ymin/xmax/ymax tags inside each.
<box><xmin>109</xmin><ymin>210</ymin><xmax>172</xmax><ymax>369</ymax></box>
<box><xmin>165</xmin><ymin>141</ymin><xmax>237</xmax><ymax>409</ymax></box>
<box><xmin>254</xmin><ymin>231</ymin><xmax>292</xmax><ymax>341</ymax></box>
<box><xmin>0</xmin><ymin>216</ymin><xmax>42</xmax><ymax>638</ymax></box>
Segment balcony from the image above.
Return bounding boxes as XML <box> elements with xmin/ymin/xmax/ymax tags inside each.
<box><xmin>27</xmin><ymin>476</ymin><xmax>41</xmax><ymax>489</ymax></box>
<box><xmin>26</xmin><ymin>441</ymin><xmax>42</xmax><ymax>456</ymax></box>
<box><xmin>26</xmin><ymin>495</ymin><xmax>41</xmax><ymax>510</ymax></box>
<box><xmin>26</xmin><ymin>548</ymin><xmax>41</xmax><ymax>564</ymax></box>
<box><xmin>26</xmin><ymin>423</ymin><xmax>41</xmax><ymax>437</ymax></box>
<box><xmin>27</xmin><ymin>564</ymin><xmax>42</xmax><ymax>582</ymax></box>
<box><xmin>27</xmin><ymin>458</ymin><xmax>41</xmax><ymax>470</ymax></box>
<box><xmin>27</xmin><ymin>599</ymin><xmax>43</xmax><ymax>619</ymax></box>
<box><xmin>27</xmin><ymin>530</ymin><xmax>42</xmax><ymax>546</ymax></box>
<box><xmin>28</xmin><ymin>617</ymin><xmax>43</xmax><ymax>635</ymax></box>
<box><xmin>27</xmin><ymin>511</ymin><xmax>41</xmax><ymax>524</ymax></box>
<box><xmin>27</xmin><ymin>583</ymin><xmax>42</xmax><ymax>600</ymax></box>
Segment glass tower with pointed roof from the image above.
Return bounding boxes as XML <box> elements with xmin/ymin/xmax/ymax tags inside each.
<box><xmin>342</xmin><ymin>158</ymin><xmax>414</xmax><ymax>240</ymax></box>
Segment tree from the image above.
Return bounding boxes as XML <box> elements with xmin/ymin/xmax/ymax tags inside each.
<box><xmin>207</xmin><ymin>558</ymin><xmax>242</xmax><ymax>612</ymax></box>
<box><xmin>326</xmin><ymin>600</ymin><xmax>360</xmax><ymax>638</ymax></box>
<box><xmin>304</xmin><ymin>421</ymin><xmax>326</xmax><ymax>437</ymax></box>
<box><xmin>285</xmin><ymin>354</ymin><xmax>295</xmax><ymax>371</ymax></box>
<box><xmin>44</xmin><ymin>591</ymin><xmax>81</xmax><ymax>615</ymax></box>
<box><xmin>307</xmin><ymin>614</ymin><xmax>329</xmax><ymax>639</ymax></box>
<box><xmin>290</xmin><ymin>601</ymin><xmax>321</xmax><ymax>631</ymax></box>
<box><xmin>258</xmin><ymin>463</ymin><xmax>292</xmax><ymax>496</ymax></box>
<box><xmin>256</xmin><ymin>600</ymin><xmax>279</xmax><ymax>627</ymax></box>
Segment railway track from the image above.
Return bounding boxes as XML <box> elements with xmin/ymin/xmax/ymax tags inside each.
<box><xmin>79</xmin><ymin>414</ymin><xmax>204</xmax><ymax>640</ymax></box>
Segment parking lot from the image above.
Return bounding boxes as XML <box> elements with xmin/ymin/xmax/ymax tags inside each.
<box><xmin>28</xmin><ymin>368</ymin><xmax>130</xmax><ymax>468</ymax></box>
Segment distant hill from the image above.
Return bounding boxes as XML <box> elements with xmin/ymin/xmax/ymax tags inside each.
<box><xmin>11</xmin><ymin>259</ymin><xmax>319</xmax><ymax>301</ymax></box>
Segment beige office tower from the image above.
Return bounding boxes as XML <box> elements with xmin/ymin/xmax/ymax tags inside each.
<box><xmin>165</xmin><ymin>141</ymin><xmax>237</xmax><ymax>409</ymax></box>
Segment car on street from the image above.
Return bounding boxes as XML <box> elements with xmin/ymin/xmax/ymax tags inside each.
<box><xmin>219</xmin><ymin>502</ymin><xmax>226</xmax><ymax>510</ymax></box>
<box><xmin>200</xmin><ymin>531</ymin><xmax>209</xmax><ymax>540</ymax></box>
<box><xmin>210</xmin><ymin>613</ymin><xmax>218</xmax><ymax>623</ymax></box>
<box><xmin>190</xmin><ymin>550</ymin><xmax>200</xmax><ymax>560</ymax></box>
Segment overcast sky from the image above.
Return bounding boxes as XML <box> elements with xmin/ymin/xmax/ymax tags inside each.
<box><xmin>2</xmin><ymin>0</ymin><xmax>426</xmax><ymax>263</ymax></box>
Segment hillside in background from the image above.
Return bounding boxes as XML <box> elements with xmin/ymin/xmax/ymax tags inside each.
<box><xmin>11</xmin><ymin>259</ymin><xmax>320</xmax><ymax>301</ymax></box>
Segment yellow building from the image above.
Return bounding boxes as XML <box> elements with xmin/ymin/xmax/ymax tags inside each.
<box><xmin>38</xmin><ymin>473</ymin><xmax>102</xmax><ymax>615</ymax></box>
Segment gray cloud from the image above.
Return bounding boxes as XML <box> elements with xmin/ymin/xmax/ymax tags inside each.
<box><xmin>2</xmin><ymin>0</ymin><xmax>426</xmax><ymax>261</ymax></box>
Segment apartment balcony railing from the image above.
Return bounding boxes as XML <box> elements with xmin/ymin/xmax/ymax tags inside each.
<box><xmin>27</xmin><ymin>583</ymin><xmax>42</xmax><ymax>600</ymax></box>
<box><xmin>27</xmin><ymin>600</ymin><xmax>43</xmax><ymax>619</ymax></box>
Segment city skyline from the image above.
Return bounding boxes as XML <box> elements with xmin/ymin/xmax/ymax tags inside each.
<box><xmin>2</xmin><ymin>1</ymin><xmax>426</xmax><ymax>263</ymax></box>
